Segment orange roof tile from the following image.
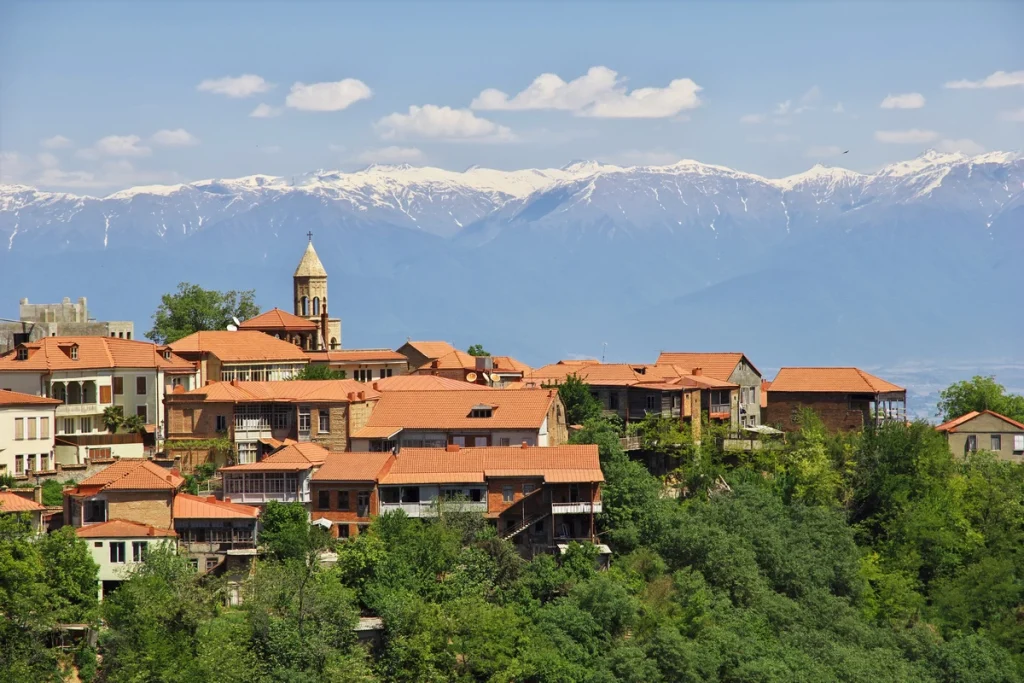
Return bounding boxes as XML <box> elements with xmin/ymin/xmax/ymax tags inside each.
<box><xmin>428</xmin><ymin>349</ymin><xmax>478</xmax><ymax>371</ymax></box>
<box><xmin>170</xmin><ymin>379</ymin><xmax>379</xmax><ymax>403</ymax></box>
<box><xmin>173</xmin><ymin>493</ymin><xmax>260</xmax><ymax>519</ymax></box>
<box><xmin>72</xmin><ymin>459</ymin><xmax>184</xmax><ymax>492</ymax></box>
<box><xmin>356</xmin><ymin>389</ymin><xmax>556</xmax><ymax>433</ymax></box>
<box><xmin>312</xmin><ymin>452</ymin><xmax>395</xmax><ymax>482</ymax></box>
<box><xmin>935</xmin><ymin>410</ymin><xmax>1024</xmax><ymax>433</ymax></box>
<box><xmin>0</xmin><ymin>389</ymin><xmax>62</xmax><ymax>407</ymax></box>
<box><xmin>768</xmin><ymin>368</ymin><xmax>904</xmax><ymax>394</ymax></box>
<box><xmin>372</xmin><ymin>375</ymin><xmax>492</xmax><ymax>392</ymax></box>
<box><xmin>402</xmin><ymin>341</ymin><xmax>459</xmax><ymax>360</ymax></box>
<box><xmin>761</xmin><ymin>380</ymin><xmax>770</xmax><ymax>409</ymax></box>
<box><xmin>654</xmin><ymin>352</ymin><xmax>760</xmax><ymax>381</ymax></box>
<box><xmin>169</xmin><ymin>330</ymin><xmax>310</xmax><ymax>363</ymax></box>
<box><xmin>380</xmin><ymin>445</ymin><xmax>603</xmax><ymax>485</ymax></box>
<box><xmin>526</xmin><ymin>362</ymin><xmax>728</xmax><ymax>390</ymax></box>
<box><xmin>306</xmin><ymin>349</ymin><xmax>408</xmax><ymax>363</ymax></box>
<box><xmin>75</xmin><ymin>519</ymin><xmax>177</xmax><ymax>538</ymax></box>
<box><xmin>490</xmin><ymin>356</ymin><xmax>531</xmax><ymax>374</ymax></box>
<box><xmin>0</xmin><ymin>491</ymin><xmax>47</xmax><ymax>512</ymax></box>
<box><xmin>239</xmin><ymin>308</ymin><xmax>318</xmax><ymax>331</ymax></box>
<box><xmin>0</xmin><ymin>336</ymin><xmax>196</xmax><ymax>373</ymax></box>
<box><xmin>220</xmin><ymin>442</ymin><xmax>329</xmax><ymax>472</ymax></box>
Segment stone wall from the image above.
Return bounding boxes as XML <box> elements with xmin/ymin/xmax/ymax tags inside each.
<box><xmin>765</xmin><ymin>392</ymin><xmax>868</xmax><ymax>432</ymax></box>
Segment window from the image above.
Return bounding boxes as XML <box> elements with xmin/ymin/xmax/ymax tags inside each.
<box><xmin>381</xmin><ymin>488</ymin><xmax>400</xmax><ymax>504</ymax></box>
<box><xmin>380</xmin><ymin>368</ymin><xmax>393</xmax><ymax>379</ymax></box>
<box><xmin>523</xmin><ymin>483</ymin><xmax>536</xmax><ymax>496</ymax></box>
<box><xmin>109</xmin><ymin>542</ymin><xmax>125</xmax><ymax>564</ymax></box>
<box><xmin>163</xmin><ymin>349</ymin><xmax>172</xmax><ymax>360</ymax></box>
<box><xmin>499</xmin><ymin>438</ymin><xmax>511</xmax><ymax>447</ymax></box>
<box><xmin>27</xmin><ymin>417</ymin><xmax>37</xmax><ymax>439</ymax></box>
<box><xmin>338</xmin><ymin>524</ymin><xmax>350</xmax><ymax>539</ymax></box>
<box><xmin>502</xmin><ymin>486</ymin><xmax>514</xmax><ymax>503</ymax></box>
<box><xmin>89</xmin><ymin>447</ymin><xmax>112</xmax><ymax>460</ymax></box>
<box><xmin>136</xmin><ymin>406</ymin><xmax>147</xmax><ymax>421</ymax></box>
<box><xmin>966</xmin><ymin>435</ymin><xmax>977</xmax><ymax>453</ymax></box>
<box><xmin>100</xmin><ymin>385</ymin><xmax>112</xmax><ymax>403</ymax></box>
<box><xmin>338</xmin><ymin>490</ymin><xmax>350</xmax><ymax>510</ymax></box>
<box><xmin>354</xmin><ymin>369</ymin><xmax>372</xmax><ymax>382</ymax></box>
<box><xmin>113</xmin><ymin>377</ymin><xmax>124</xmax><ymax>395</ymax></box>
<box><xmin>226</xmin><ymin>476</ymin><xmax>244</xmax><ymax>494</ymax></box>
<box><xmin>132</xmin><ymin>541</ymin><xmax>147</xmax><ymax>562</ymax></box>
<box><xmin>646</xmin><ymin>395</ymin><xmax>657</xmax><ymax>411</ymax></box>
<box><xmin>15</xmin><ymin>455</ymin><xmax>25</xmax><ymax>475</ymax></box>
<box><xmin>80</xmin><ymin>417</ymin><xmax>92</xmax><ymax>433</ymax></box>
<box><xmin>215</xmin><ymin>415</ymin><xmax>227</xmax><ymax>432</ymax></box>
<box><xmin>470</xmin><ymin>488</ymin><xmax>483</xmax><ymax>503</ymax></box>
<box><xmin>313</xmin><ymin>297</ymin><xmax>320</xmax><ymax>316</ymax></box>
<box><xmin>400</xmin><ymin>487</ymin><xmax>420</xmax><ymax>503</ymax></box>
<box><xmin>126</xmin><ymin>332</ymin><xmax>131</xmax><ymax>340</ymax></box>
<box><xmin>14</xmin><ymin>418</ymin><xmax>23</xmax><ymax>440</ymax></box>
<box><xmin>136</xmin><ymin>376</ymin><xmax>147</xmax><ymax>395</ymax></box>
<box><xmin>473</xmin><ymin>436</ymin><xmax>488</xmax><ymax>447</ymax></box>
<box><xmin>357</xmin><ymin>491</ymin><xmax>370</xmax><ymax>514</ymax></box>
<box><xmin>63</xmin><ymin>418</ymin><xmax>75</xmax><ymax>435</ymax></box>
<box><xmin>188</xmin><ymin>559</ymin><xmax>198</xmax><ymax>571</ymax></box>
<box><xmin>452</xmin><ymin>436</ymin><xmax>466</xmax><ymax>447</ymax></box>
<box><xmin>236</xmin><ymin>443</ymin><xmax>258</xmax><ymax>465</ymax></box>
<box><xmin>16</xmin><ymin>347</ymin><xmax>28</xmax><ymax>360</ymax></box>
<box><xmin>94</xmin><ymin>541</ymin><xmax>103</xmax><ymax>548</ymax></box>
<box><xmin>319</xmin><ymin>411</ymin><xmax>330</xmax><ymax>433</ymax></box>
<box><xmin>70</xmin><ymin>345</ymin><xmax>78</xmax><ymax>360</ymax></box>
<box><xmin>84</xmin><ymin>500</ymin><xmax>107</xmax><ymax>523</ymax></box>
<box><xmin>991</xmin><ymin>435</ymin><xmax>1001</xmax><ymax>451</ymax></box>
<box><xmin>569</xmin><ymin>484</ymin><xmax>581</xmax><ymax>503</ymax></box>
<box><xmin>469</xmin><ymin>408</ymin><xmax>493</xmax><ymax>418</ymax></box>
<box><xmin>206</xmin><ymin>557</ymin><xmax>219</xmax><ymax>571</ymax></box>
<box><xmin>318</xmin><ymin>490</ymin><xmax>331</xmax><ymax>510</ymax></box>
<box><xmin>610</xmin><ymin>392</ymin><xmax>619</xmax><ymax>410</ymax></box>
<box><xmin>298</xmin><ymin>407</ymin><xmax>311</xmax><ymax>432</ymax></box>
<box><xmin>1015</xmin><ymin>435</ymin><xmax>1024</xmax><ymax>454</ymax></box>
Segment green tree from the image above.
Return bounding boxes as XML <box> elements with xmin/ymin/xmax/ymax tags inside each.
<box><xmin>102</xmin><ymin>405</ymin><xmax>125</xmax><ymax>433</ymax></box>
<box><xmin>292</xmin><ymin>364</ymin><xmax>347</xmax><ymax>380</ymax></box>
<box><xmin>146</xmin><ymin>282</ymin><xmax>260</xmax><ymax>344</ymax></box>
<box><xmin>259</xmin><ymin>500</ymin><xmax>330</xmax><ymax>561</ymax></box>
<box><xmin>120</xmin><ymin>413</ymin><xmax>147</xmax><ymax>434</ymax></box>
<box><xmin>36</xmin><ymin>526</ymin><xmax>100</xmax><ymax>624</ymax></box>
<box><xmin>936</xmin><ymin>375</ymin><xmax>1024</xmax><ymax>423</ymax></box>
<box><xmin>466</xmin><ymin>344</ymin><xmax>490</xmax><ymax>357</ymax></box>
<box><xmin>558</xmin><ymin>373</ymin><xmax>602</xmax><ymax>426</ymax></box>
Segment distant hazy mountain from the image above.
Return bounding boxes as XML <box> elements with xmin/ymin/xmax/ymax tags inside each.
<box><xmin>1</xmin><ymin>150</ymin><xmax>1021</xmax><ymax>371</ymax></box>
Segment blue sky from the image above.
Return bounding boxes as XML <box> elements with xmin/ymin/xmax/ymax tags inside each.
<box><xmin>1</xmin><ymin>0</ymin><xmax>1022</xmax><ymax>192</ymax></box>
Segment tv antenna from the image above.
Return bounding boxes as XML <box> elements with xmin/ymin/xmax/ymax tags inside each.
<box><xmin>602</xmin><ymin>342</ymin><xmax>607</xmax><ymax>363</ymax></box>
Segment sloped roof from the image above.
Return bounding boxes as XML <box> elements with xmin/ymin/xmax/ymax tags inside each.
<box><xmin>654</xmin><ymin>352</ymin><xmax>759</xmax><ymax>381</ymax></box>
<box><xmin>0</xmin><ymin>336</ymin><xmax>196</xmax><ymax>373</ymax></box>
<box><xmin>220</xmin><ymin>442</ymin><xmax>329</xmax><ymax>472</ymax></box>
<box><xmin>294</xmin><ymin>241</ymin><xmax>328</xmax><ymax>277</ymax></box>
<box><xmin>0</xmin><ymin>491</ymin><xmax>47</xmax><ymax>512</ymax></box>
<box><xmin>312</xmin><ymin>452</ymin><xmax>395</xmax><ymax>482</ymax></box>
<box><xmin>401</xmin><ymin>341</ymin><xmax>459</xmax><ymax>360</ymax></box>
<box><xmin>170</xmin><ymin>379</ymin><xmax>378</xmax><ymax>403</ymax></box>
<box><xmin>525</xmin><ymin>362</ymin><xmax>732</xmax><ymax>390</ymax></box>
<box><xmin>935</xmin><ymin>410</ymin><xmax>1024</xmax><ymax>433</ymax></box>
<box><xmin>75</xmin><ymin>519</ymin><xmax>177</xmax><ymax>538</ymax></box>
<box><xmin>430</xmin><ymin>349</ymin><xmax>478</xmax><ymax>371</ymax></box>
<box><xmin>373</xmin><ymin>375</ymin><xmax>492</xmax><ymax>392</ymax></box>
<box><xmin>238</xmin><ymin>308</ymin><xmax>318</xmax><ymax>331</ymax></box>
<box><xmin>354</xmin><ymin>389</ymin><xmax>556</xmax><ymax>434</ymax></box>
<box><xmin>306</xmin><ymin>349</ymin><xmax>408</xmax><ymax>363</ymax></box>
<box><xmin>173</xmin><ymin>493</ymin><xmax>260</xmax><ymax>519</ymax></box>
<box><xmin>380</xmin><ymin>444</ymin><xmax>603</xmax><ymax>485</ymax></box>
<box><xmin>73</xmin><ymin>459</ymin><xmax>184</xmax><ymax>492</ymax></box>
<box><xmin>491</xmin><ymin>356</ymin><xmax>531</xmax><ymax>374</ymax></box>
<box><xmin>169</xmin><ymin>331</ymin><xmax>310</xmax><ymax>363</ymax></box>
<box><xmin>769</xmin><ymin>368</ymin><xmax>904</xmax><ymax>394</ymax></box>
<box><xmin>0</xmin><ymin>389</ymin><xmax>62</xmax><ymax>407</ymax></box>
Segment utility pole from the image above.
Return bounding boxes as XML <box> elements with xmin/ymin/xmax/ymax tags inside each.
<box><xmin>601</xmin><ymin>342</ymin><xmax>607</xmax><ymax>363</ymax></box>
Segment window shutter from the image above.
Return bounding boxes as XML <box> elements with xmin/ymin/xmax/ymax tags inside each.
<box><xmin>100</xmin><ymin>386</ymin><xmax>112</xmax><ymax>404</ymax></box>
<box><xmin>15</xmin><ymin>418</ymin><xmax>24</xmax><ymax>440</ymax></box>
<box><xmin>137</xmin><ymin>376</ymin><xmax>147</xmax><ymax>395</ymax></box>
<box><xmin>40</xmin><ymin>417</ymin><xmax>49</xmax><ymax>439</ymax></box>
<box><xmin>113</xmin><ymin>377</ymin><xmax>123</xmax><ymax>394</ymax></box>
<box><xmin>1015</xmin><ymin>435</ymin><xmax>1024</xmax><ymax>452</ymax></box>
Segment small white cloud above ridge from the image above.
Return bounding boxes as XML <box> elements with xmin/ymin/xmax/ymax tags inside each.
<box><xmin>40</xmin><ymin>135</ymin><xmax>73</xmax><ymax>149</ymax></box>
<box><xmin>880</xmin><ymin>93</ymin><xmax>926</xmax><ymax>109</ymax></box>
<box><xmin>945</xmin><ymin>70</ymin><xmax>1024</xmax><ymax>90</ymax></box>
<box><xmin>79</xmin><ymin>134</ymin><xmax>152</xmax><ymax>159</ymax></box>
<box><xmin>375</xmin><ymin>105</ymin><xmax>514</xmax><ymax>141</ymax></box>
<box><xmin>250</xmin><ymin>103</ymin><xmax>282</xmax><ymax>118</ymax></box>
<box><xmin>151</xmin><ymin>129</ymin><xmax>199</xmax><ymax>146</ymax></box>
<box><xmin>874</xmin><ymin>129</ymin><xmax>939</xmax><ymax>144</ymax></box>
<box><xmin>936</xmin><ymin>138</ymin><xmax>985</xmax><ymax>154</ymax></box>
<box><xmin>286</xmin><ymin>79</ymin><xmax>372</xmax><ymax>112</ymax></box>
<box><xmin>354</xmin><ymin>146</ymin><xmax>425</xmax><ymax>164</ymax></box>
<box><xmin>197</xmin><ymin>74</ymin><xmax>273</xmax><ymax>98</ymax></box>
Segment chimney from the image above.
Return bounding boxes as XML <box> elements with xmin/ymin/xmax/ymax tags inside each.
<box><xmin>431</xmin><ymin>360</ymin><xmax>439</xmax><ymax>369</ymax></box>
<box><xmin>231</xmin><ymin>379</ymin><xmax>240</xmax><ymax>387</ymax></box>
<box><xmin>32</xmin><ymin>485</ymin><xmax>43</xmax><ymax>504</ymax></box>
<box><xmin>521</xmin><ymin>440</ymin><xmax>528</xmax><ymax>449</ymax></box>
<box><xmin>693</xmin><ymin>367</ymin><xmax>702</xmax><ymax>376</ymax></box>
<box><xmin>372</xmin><ymin>381</ymin><xmax>379</xmax><ymax>391</ymax></box>
<box><xmin>357</xmin><ymin>391</ymin><xmax>365</xmax><ymax>401</ymax></box>
<box><xmin>207</xmin><ymin>496</ymin><xmax>217</xmax><ymax>503</ymax></box>
<box><xmin>446</xmin><ymin>443</ymin><xmax>460</xmax><ymax>452</ymax></box>
<box><xmin>320</xmin><ymin>307</ymin><xmax>329</xmax><ymax>350</ymax></box>
<box><xmin>347</xmin><ymin>392</ymin><xmax>356</xmax><ymax>401</ymax></box>
<box><xmin>165</xmin><ymin>474</ymin><xmax>172</xmax><ymax>482</ymax></box>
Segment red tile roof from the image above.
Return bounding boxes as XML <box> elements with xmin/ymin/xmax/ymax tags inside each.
<box><xmin>0</xmin><ymin>389</ymin><xmax>62</xmax><ymax>407</ymax></box>
<box><xmin>238</xmin><ymin>308</ymin><xmax>318</xmax><ymax>331</ymax></box>
<box><xmin>306</xmin><ymin>348</ymin><xmax>409</xmax><ymax>363</ymax></box>
<box><xmin>220</xmin><ymin>442</ymin><xmax>329</xmax><ymax>472</ymax></box>
<box><xmin>525</xmin><ymin>362</ymin><xmax>735</xmax><ymax>390</ymax></box>
<box><xmin>769</xmin><ymin>368</ymin><xmax>904</xmax><ymax>394</ymax></box>
<box><xmin>170</xmin><ymin>379</ymin><xmax>379</xmax><ymax>403</ymax></box>
<box><xmin>312</xmin><ymin>452</ymin><xmax>395</xmax><ymax>482</ymax></box>
<box><xmin>75</xmin><ymin>519</ymin><xmax>177</xmax><ymax>538</ymax></box>
<box><xmin>354</xmin><ymin>389</ymin><xmax>556</xmax><ymax>434</ymax></box>
<box><xmin>761</xmin><ymin>379</ymin><xmax>770</xmax><ymax>409</ymax></box>
<box><xmin>72</xmin><ymin>459</ymin><xmax>184</xmax><ymax>492</ymax></box>
<box><xmin>169</xmin><ymin>330</ymin><xmax>310</xmax><ymax>363</ymax></box>
<box><xmin>0</xmin><ymin>336</ymin><xmax>196</xmax><ymax>373</ymax></box>
<box><xmin>935</xmin><ymin>410</ymin><xmax>1024</xmax><ymax>433</ymax></box>
<box><xmin>490</xmin><ymin>356</ymin><xmax>531</xmax><ymax>374</ymax></box>
<box><xmin>401</xmin><ymin>341</ymin><xmax>460</xmax><ymax>360</ymax></box>
<box><xmin>0</xmin><ymin>491</ymin><xmax>47</xmax><ymax>512</ymax></box>
<box><xmin>173</xmin><ymin>493</ymin><xmax>260</xmax><ymax>519</ymax></box>
<box><xmin>380</xmin><ymin>445</ymin><xmax>603</xmax><ymax>485</ymax></box>
<box><xmin>654</xmin><ymin>352</ymin><xmax>759</xmax><ymax>381</ymax></box>
<box><xmin>372</xmin><ymin>375</ymin><xmax>492</xmax><ymax>392</ymax></box>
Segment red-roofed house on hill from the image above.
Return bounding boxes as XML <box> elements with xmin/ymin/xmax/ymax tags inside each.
<box><xmin>936</xmin><ymin>410</ymin><xmax>1024</xmax><ymax>461</ymax></box>
<box><xmin>238</xmin><ymin>308</ymin><xmax>321</xmax><ymax>351</ymax></box>
<box><xmin>305</xmin><ymin>348</ymin><xmax>410</xmax><ymax>383</ymax></box>
<box><xmin>63</xmin><ymin>458</ymin><xmax>185</xmax><ymax>530</ymax></box>
<box><xmin>0</xmin><ymin>389</ymin><xmax>61</xmax><ymax>478</ymax></box>
<box><xmin>655</xmin><ymin>352</ymin><xmax>763</xmax><ymax>427</ymax></box>
<box><xmin>0</xmin><ymin>337</ymin><xmax>199</xmax><ymax>463</ymax></box>
<box><xmin>396</xmin><ymin>341</ymin><xmax>529</xmax><ymax>387</ymax></box>
<box><xmin>77</xmin><ymin>520</ymin><xmax>177</xmax><ymax>599</ymax></box>
<box><xmin>310</xmin><ymin>451</ymin><xmax>394</xmax><ymax>538</ymax></box>
<box><xmin>220</xmin><ymin>442</ymin><xmax>329</xmax><ymax>506</ymax></box>
<box><xmin>0</xmin><ymin>489</ymin><xmax>48</xmax><ymax>533</ymax></box>
<box><xmin>765</xmin><ymin>367</ymin><xmax>907</xmax><ymax>432</ymax></box>
<box><xmin>169</xmin><ymin>330</ymin><xmax>310</xmax><ymax>385</ymax></box>
<box><xmin>164</xmin><ymin>379</ymin><xmax>379</xmax><ymax>465</ymax></box>
<box><xmin>173</xmin><ymin>493</ymin><xmax>260</xmax><ymax>574</ymax></box>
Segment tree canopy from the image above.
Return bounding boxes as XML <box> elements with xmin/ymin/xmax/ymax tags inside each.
<box><xmin>466</xmin><ymin>344</ymin><xmax>490</xmax><ymax>357</ymax></box>
<box><xmin>937</xmin><ymin>375</ymin><xmax>1024</xmax><ymax>423</ymax></box>
<box><xmin>292</xmin><ymin>364</ymin><xmax>347</xmax><ymax>380</ymax></box>
<box><xmin>146</xmin><ymin>282</ymin><xmax>260</xmax><ymax>344</ymax></box>
<box><xmin>558</xmin><ymin>373</ymin><xmax>603</xmax><ymax>426</ymax></box>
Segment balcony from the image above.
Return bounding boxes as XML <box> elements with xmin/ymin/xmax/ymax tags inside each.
<box><xmin>552</xmin><ymin>502</ymin><xmax>602</xmax><ymax>515</ymax></box>
<box><xmin>379</xmin><ymin>500</ymin><xmax>487</xmax><ymax>517</ymax></box>
<box><xmin>56</xmin><ymin>402</ymin><xmax>104</xmax><ymax>416</ymax></box>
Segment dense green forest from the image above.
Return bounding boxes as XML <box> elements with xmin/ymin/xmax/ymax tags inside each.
<box><xmin>3</xmin><ymin>377</ymin><xmax>1024</xmax><ymax>682</ymax></box>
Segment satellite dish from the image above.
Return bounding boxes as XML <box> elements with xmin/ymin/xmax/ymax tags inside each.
<box><xmin>465</xmin><ymin>372</ymin><xmax>478</xmax><ymax>383</ymax></box>
<box><xmin>226</xmin><ymin>324</ymin><xmax>238</xmax><ymax>332</ymax></box>
<box><xmin>232</xmin><ymin>316</ymin><xmax>242</xmax><ymax>327</ymax></box>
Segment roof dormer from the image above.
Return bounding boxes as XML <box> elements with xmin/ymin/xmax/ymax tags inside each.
<box><xmin>15</xmin><ymin>346</ymin><xmax>28</xmax><ymax>361</ymax></box>
<box><xmin>469</xmin><ymin>404</ymin><xmax>495</xmax><ymax>418</ymax></box>
<box><xmin>163</xmin><ymin>349</ymin><xmax>172</xmax><ymax>360</ymax></box>
<box><xmin>57</xmin><ymin>342</ymin><xmax>80</xmax><ymax>360</ymax></box>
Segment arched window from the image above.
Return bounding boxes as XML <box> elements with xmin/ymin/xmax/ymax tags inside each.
<box><xmin>330</xmin><ymin>337</ymin><xmax>338</xmax><ymax>349</ymax></box>
<box><xmin>313</xmin><ymin>297</ymin><xmax>320</xmax><ymax>316</ymax></box>
<box><xmin>301</xmin><ymin>296</ymin><xmax>308</xmax><ymax>316</ymax></box>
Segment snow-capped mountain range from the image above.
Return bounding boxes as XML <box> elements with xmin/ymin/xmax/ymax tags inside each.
<box><xmin>1</xmin><ymin>150</ymin><xmax>1021</xmax><ymax>368</ymax></box>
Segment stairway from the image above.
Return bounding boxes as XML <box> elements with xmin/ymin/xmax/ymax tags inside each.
<box><xmin>502</xmin><ymin>511</ymin><xmax>550</xmax><ymax>540</ymax></box>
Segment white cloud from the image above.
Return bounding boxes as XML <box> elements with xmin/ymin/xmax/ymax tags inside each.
<box><xmin>354</xmin><ymin>146</ymin><xmax>425</xmax><ymax>164</ymax></box>
<box><xmin>874</xmin><ymin>129</ymin><xmax>940</xmax><ymax>144</ymax></box>
<box><xmin>40</xmin><ymin>134</ymin><xmax>72</xmax><ymax>149</ymax></box>
<box><xmin>774</xmin><ymin>100</ymin><xmax>792</xmax><ymax>116</ymax></box>
<box><xmin>285</xmin><ymin>79</ymin><xmax>372</xmax><ymax>111</ymax></box>
<box><xmin>471</xmin><ymin>66</ymin><xmax>702</xmax><ymax>118</ymax></box>
<box><xmin>740</xmin><ymin>113</ymin><xmax>765</xmax><ymax>124</ymax></box>
<box><xmin>793</xmin><ymin>86</ymin><xmax>821</xmax><ymax>114</ymax></box>
<box><xmin>832</xmin><ymin>102</ymin><xmax>845</xmax><ymax>114</ymax></box>
<box><xmin>150</xmin><ymin>128</ymin><xmax>199</xmax><ymax>146</ymax></box>
<box><xmin>944</xmin><ymin>70</ymin><xmax>1024</xmax><ymax>89</ymax></box>
<box><xmin>0</xmin><ymin>151</ymin><xmax>30</xmax><ymax>183</ymax></box>
<box><xmin>936</xmin><ymin>138</ymin><xmax>986</xmax><ymax>154</ymax></box>
<box><xmin>376</xmin><ymin>105</ymin><xmax>514</xmax><ymax>141</ymax></box>
<box><xmin>37</xmin><ymin>152</ymin><xmax>60</xmax><ymax>168</ymax></box>
<box><xmin>880</xmin><ymin>93</ymin><xmax>926</xmax><ymax>109</ymax></box>
<box><xmin>197</xmin><ymin>74</ymin><xmax>272</xmax><ymax>98</ymax></box>
<box><xmin>805</xmin><ymin>145</ymin><xmax>843</xmax><ymax>158</ymax></box>
<box><xmin>78</xmin><ymin>134</ymin><xmax>152</xmax><ymax>159</ymax></box>
<box><xmin>249</xmin><ymin>103</ymin><xmax>282</xmax><ymax>118</ymax></box>
<box><xmin>999</xmin><ymin>108</ymin><xmax>1024</xmax><ymax>122</ymax></box>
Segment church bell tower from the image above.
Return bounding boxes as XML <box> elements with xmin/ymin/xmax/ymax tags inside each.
<box><xmin>293</xmin><ymin>233</ymin><xmax>341</xmax><ymax>349</ymax></box>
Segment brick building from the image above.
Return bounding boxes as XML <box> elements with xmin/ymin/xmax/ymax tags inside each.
<box><xmin>764</xmin><ymin>367</ymin><xmax>907</xmax><ymax>432</ymax></box>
